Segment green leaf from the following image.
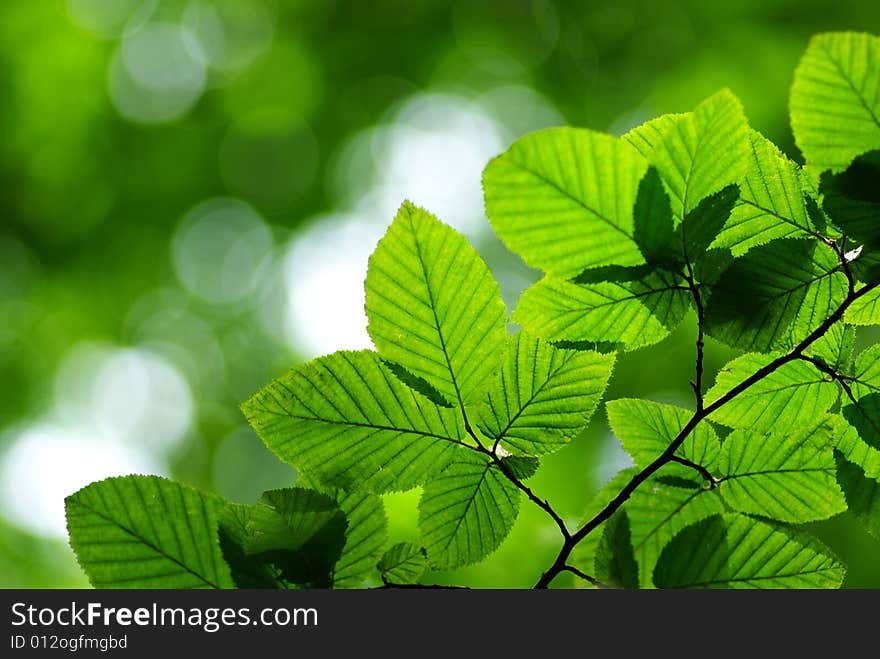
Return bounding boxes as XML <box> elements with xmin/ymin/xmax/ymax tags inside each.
<box><xmin>483</xmin><ymin>127</ymin><xmax>648</xmax><ymax>277</ymax></box>
<box><xmin>706</xmin><ymin>353</ymin><xmax>839</xmax><ymax>432</ymax></box>
<box><xmin>678</xmin><ymin>184</ymin><xmax>739</xmax><ymax>262</ymax></box>
<box><xmin>717</xmin><ymin>417</ymin><xmax>847</xmax><ymax>523</ymax></box>
<box><xmin>242</xmin><ymin>350</ymin><xmax>467</xmax><ymax>493</ymax></box>
<box><xmin>499</xmin><ymin>455</ymin><xmax>540</xmax><ymax>480</ymax></box>
<box><xmin>713</xmin><ymin>130</ymin><xmax>820</xmax><ymax>256</ymax></box>
<box><xmin>218</xmin><ymin>504</ymin><xmax>284</xmax><ymax>588</ymax></box>
<box><xmin>811</xmin><ymin>321</ymin><xmax>855</xmax><ymax>372</ymax></box>
<box><xmin>836</xmin><ymin>420</ymin><xmax>880</xmax><ymax>481</ymax></box>
<box><xmin>593</xmin><ymin>511</ymin><xmax>639</xmax><ymax>589</ymax></box>
<box><xmin>790</xmin><ymin>32</ymin><xmax>880</xmax><ymax>175</ymax></box>
<box><xmin>418</xmin><ymin>455</ymin><xmax>520</xmax><ymax>570</ymax></box>
<box><xmin>842</xmin><ymin>344</ymin><xmax>880</xmax><ymax>452</ymax></box>
<box><xmin>65</xmin><ymin>475</ymin><xmax>234</xmax><ymax>589</ymax></box>
<box><xmin>378</xmin><ymin>542</ymin><xmax>427</xmax><ymax>585</ymax></box>
<box><xmin>632</xmin><ymin>166</ymin><xmax>678</xmax><ymax>267</ymax></box>
<box><xmin>606</xmin><ymin>399</ymin><xmax>719</xmax><ymax>471</ymax></box>
<box><xmin>474</xmin><ymin>332</ymin><xmax>615</xmax><ymax>456</ymax></box>
<box><xmin>624</xmin><ymin>473</ymin><xmax>725</xmax><ymax>586</ymax></box>
<box><xmin>511</xmin><ymin>269</ymin><xmax>690</xmax><ymax>351</ymax></box>
<box><xmin>569</xmin><ymin>467</ymin><xmax>639</xmax><ymax>585</ymax></box>
<box><xmin>241</xmin><ymin>488</ymin><xmax>348</xmax><ymax>588</ymax></box>
<box><xmin>331</xmin><ymin>490</ymin><xmax>388</xmax><ymax>588</ymax></box>
<box><xmin>836</xmin><ymin>454</ymin><xmax>880</xmax><ymax>540</ymax></box>
<box><xmin>365</xmin><ymin>201</ymin><xmax>507</xmax><ymax>408</ymax></box>
<box><xmin>654</xmin><ymin>514</ymin><xmax>845</xmax><ymax>588</ymax></box>
<box><xmin>704</xmin><ymin>239</ymin><xmax>848</xmax><ymax>351</ymax></box>
<box><xmin>846</xmin><ymin>286</ymin><xmax>880</xmax><ymax>325</ymax></box>
<box><xmin>624</xmin><ymin>90</ymin><xmax>750</xmax><ymax>222</ymax></box>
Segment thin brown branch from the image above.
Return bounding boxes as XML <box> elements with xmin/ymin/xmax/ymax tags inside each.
<box><xmin>533</xmin><ymin>278</ymin><xmax>880</xmax><ymax>589</ymax></box>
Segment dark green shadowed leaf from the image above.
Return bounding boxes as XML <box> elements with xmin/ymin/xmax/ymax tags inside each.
<box><xmin>378</xmin><ymin>542</ymin><xmax>427</xmax><ymax>585</ymax></box>
<box><xmin>227</xmin><ymin>488</ymin><xmax>348</xmax><ymax>588</ymax></box>
<box><xmin>330</xmin><ymin>490</ymin><xmax>387</xmax><ymax>588</ymax></box>
<box><xmin>512</xmin><ymin>270</ymin><xmax>690</xmax><ymax>351</ymax></box>
<box><xmin>717</xmin><ymin>417</ymin><xmax>846</xmax><ymax>523</ymax></box>
<box><xmin>594</xmin><ymin>511</ymin><xmax>639</xmax><ymax>589</ymax></box>
<box><xmin>653</xmin><ymin>514</ymin><xmax>845</xmax><ymax>589</ymax></box>
<box><xmin>624</xmin><ymin>90</ymin><xmax>750</xmax><ymax>223</ymax></box>
<box><xmin>418</xmin><ymin>455</ymin><xmax>520</xmax><ymax>570</ymax></box>
<box><xmin>790</xmin><ymin>32</ymin><xmax>880</xmax><ymax>175</ymax></box>
<box><xmin>633</xmin><ymin>166</ymin><xmax>678</xmax><ymax>267</ymax></box>
<box><xmin>483</xmin><ymin>127</ymin><xmax>649</xmax><ymax>277</ymax></box>
<box><xmin>242</xmin><ymin>350</ymin><xmax>467</xmax><ymax>493</ymax></box>
<box><xmin>65</xmin><ymin>476</ymin><xmax>235</xmax><ymax>589</ymax></box>
<box><xmin>365</xmin><ymin>201</ymin><xmax>507</xmax><ymax>408</ymax></box>
<box><xmin>842</xmin><ymin>344</ymin><xmax>880</xmax><ymax>452</ymax></box>
<box><xmin>218</xmin><ymin>504</ymin><xmax>284</xmax><ymax>588</ymax></box>
<box><xmin>474</xmin><ymin>332</ymin><xmax>615</xmax><ymax>456</ymax></box>
<box><xmin>704</xmin><ymin>239</ymin><xmax>847</xmax><ymax>351</ymax></box>
<box><xmin>679</xmin><ymin>184</ymin><xmax>739</xmax><ymax>262</ymax></box>
<box><xmin>607</xmin><ymin>399</ymin><xmax>720</xmax><ymax>471</ymax></box>
<box><xmin>713</xmin><ymin>130</ymin><xmax>820</xmax><ymax>256</ymax></box>
<box><xmin>836</xmin><ymin>453</ymin><xmax>880</xmax><ymax>540</ymax></box>
<box><xmin>836</xmin><ymin>420</ymin><xmax>880</xmax><ymax>481</ymax></box>
<box><xmin>569</xmin><ymin>468</ymin><xmax>640</xmax><ymax>585</ymax></box>
<box><xmin>706</xmin><ymin>353</ymin><xmax>839</xmax><ymax>432</ymax></box>
<box><xmin>499</xmin><ymin>455</ymin><xmax>540</xmax><ymax>480</ymax></box>
<box><xmin>624</xmin><ymin>473</ymin><xmax>724</xmax><ymax>587</ymax></box>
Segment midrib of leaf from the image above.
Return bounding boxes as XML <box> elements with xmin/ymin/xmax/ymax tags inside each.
<box><xmin>683</xmin><ymin>566</ymin><xmax>838</xmax><ymax>588</ymax></box>
<box><xmin>568</xmin><ymin>283</ymin><xmax>688</xmax><ymax>310</ymax></box>
<box><xmin>73</xmin><ymin>497</ymin><xmax>222</xmax><ymax>589</ymax></box>
<box><xmin>508</xmin><ymin>153</ymin><xmax>636</xmax><ymax>243</ymax></box>
<box><xmin>820</xmin><ymin>40</ymin><xmax>880</xmax><ymax>131</ymax></box>
<box><xmin>408</xmin><ymin>211</ymin><xmax>470</xmax><ymax>418</ymax></box>
<box><xmin>434</xmin><ymin>464</ymin><xmax>493</xmax><ymax>555</ymax></box>
<box><xmin>251</xmin><ymin>405</ymin><xmax>470</xmax><ymax>448</ymax></box>
<box><xmin>720</xmin><ymin>467</ymin><xmax>834</xmax><ymax>479</ymax></box>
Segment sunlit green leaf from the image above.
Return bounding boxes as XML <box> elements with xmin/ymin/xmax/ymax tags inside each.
<box><xmin>484</xmin><ymin>127</ymin><xmax>648</xmax><ymax>277</ymax></box>
<box><xmin>474</xmin><ymin>332</ymin><xmax>615</xmax><ymax>456</ymax></box>
<box><xmin>512</xmin><ymin>269</ymin><xmax>690</xmax><ymax>351</ymax></box>
<box><xmin>242</xmin><ymin>350</ymin><xmax>467</xmax><ymax>493</ymax></box>
<box><xmin>625</xmin><ymin>90</ymin><xmax>749</xmax><ymax>223</ymax></box>
<box><xmin>365</xmin><ymin>201</ymin><xmax>507</xmax><ymax>408</ymax></box>
<box><xmin>607</xmin><ymin>399</ymin><xmax>719</xmax><ymax>471</ymax></box>
<box><xmin>624</xmin><ymin>473</ymin><xmax>724</xmax><ymax>587</ymax></box>
<box><xmin>713</xmin><ymin>130</ymin><xmax>820</xmax><ymax>255</ymax></box>
<box><xmin>790</xmin><ymin>32</ymin><xmax>880</xmax><ymax>174</ymax></box>
<box><xmin>418</xmin><ymin>455</ymin><xmax>520</xmax><ymax>570</ymax></box>
<box><xmin>654</xmin><ymin>514</ymin><xmax>844</xmax><ymax>588</ymax></box>
<box><xmin>66</xmin><ymin>476</ymin><xmax>235</xmax><ymax>589</ymax></box>
<box><xmin>718</xmin><ymin>417</ymin><xmax>846</xmax><ymax>523</ymax></box>
<box><xmin>706</xmin><ymin>353</ymin><xmax>839</xmax><ymax>431</ymax></box>
<box><xmin>378</xmin><ymin>542</ymin><xmax>426</xmax><ymax>585</ymax></box>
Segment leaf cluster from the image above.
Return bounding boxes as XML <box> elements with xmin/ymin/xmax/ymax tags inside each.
<box><xmin>66</xmin><ymin>32</ymin><xmax>880</xmax><ymax>589</ymax></box>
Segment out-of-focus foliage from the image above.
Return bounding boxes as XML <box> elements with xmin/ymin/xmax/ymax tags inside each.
<box><xmin>2</xmin><ymin>0</ymin><xmax>880</xmax><ymax>588</ymax></box>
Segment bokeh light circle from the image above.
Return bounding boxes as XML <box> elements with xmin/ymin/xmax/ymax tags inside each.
<box><xmin>172</xmin><ymin>198</ymin><xmax>274</xmax><ymax>305</ymax></box>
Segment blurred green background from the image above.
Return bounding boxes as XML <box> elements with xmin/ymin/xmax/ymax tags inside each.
<box><xmin>1</xmin><ymin>0</ymin><xmax>879</xmax><ymax>588</ymax></box>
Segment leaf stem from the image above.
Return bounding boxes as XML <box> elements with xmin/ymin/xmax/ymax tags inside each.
<box><xmin>670</xmin><ymin>455</ymin><xmax>717</xmax><ymax>487</ymax></box>
<box><xmin>533</xmin><ymin>277</ymin><xmax>880</xmax><ymax>588</ymax></box>
<box><xmin>480</xmin><ymin>445</ymin><xmax>571</xmax><ymax>540</ymax></box>
<box><xmin>560</xmin><ymin>565</ymin><xmax>610</xmax><ymax>588</ymax></box>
